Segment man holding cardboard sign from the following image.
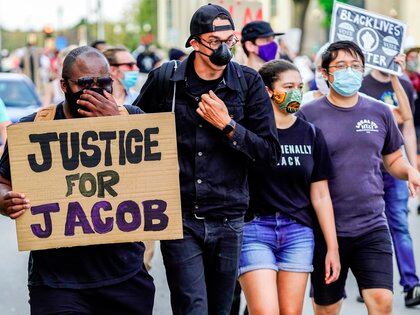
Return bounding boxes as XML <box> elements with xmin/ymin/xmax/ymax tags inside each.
<box><xmin>0</xmin><ymin>46</ymin><xmax>155</xmax><ymax>315</ymax></box>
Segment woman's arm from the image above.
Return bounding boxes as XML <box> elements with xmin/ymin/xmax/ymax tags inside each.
<box><xmin>310</xmin><ymin>180</ymin><xmax>340</xmax><ymax>284</ymax></box>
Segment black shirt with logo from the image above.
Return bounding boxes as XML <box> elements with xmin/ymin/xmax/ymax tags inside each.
<box><xmin>249</xmin><ymin>117</ymin><xmax>333</xmax><ymax>227</ymax></box>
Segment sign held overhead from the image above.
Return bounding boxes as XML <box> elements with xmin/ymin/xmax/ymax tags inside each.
<box><xmin>330</xmin><ymin>2</ymin><xmax>406</xmax><ymax>75</ymax></box>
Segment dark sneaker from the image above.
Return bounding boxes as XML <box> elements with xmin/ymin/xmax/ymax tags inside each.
<box><xmin>357</xmin><ymin>295</ymin><xmax>364</xmax><ymax>303</ymax></box>
<box><xmin>405</xmin><ymin>285</ymin><xmax>420</xmax><ymax>307</ymax></box>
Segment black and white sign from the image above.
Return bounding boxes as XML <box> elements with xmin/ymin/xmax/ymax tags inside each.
<box><xmin>330</xmin><ymin>2</ymin><xmax>406</xmax><ymax>75</ymax></box>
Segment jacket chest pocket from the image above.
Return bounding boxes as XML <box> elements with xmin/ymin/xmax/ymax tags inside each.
<box><xmin>225</xmin><ymin>102</ymin><xmax>244</xmax><ymax>122</ymax></box>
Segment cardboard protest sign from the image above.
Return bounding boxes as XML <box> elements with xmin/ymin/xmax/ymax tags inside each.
<box><xmin>330</xmin><ymin>2</ymin><xmax>406</xmax><ymax>75</ymax></box>
<box><xmin>7</xmin><ymin>113</ymin><xmax>183</xmax><ymax>251</ymax></box>
<box><xmin>217</xmin><ymin>0</ymin><xmax>263</xmax><ymax>29</ymax></box>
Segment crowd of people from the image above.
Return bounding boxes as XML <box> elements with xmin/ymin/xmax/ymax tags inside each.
<box><xmin>1</xmin><ymin>3</ymin><xmax>420</xmax><ymax>315</ymax></box>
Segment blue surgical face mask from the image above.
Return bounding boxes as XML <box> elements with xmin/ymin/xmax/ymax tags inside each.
<box><xmin>330</xmin><ymin>67</ymin><xmax>363</xmax><ymax>97</ymax></box>
<box><xmin>120</xmin><ymin>70</ymin><xmax>138</xmax><ymax>90</ymax></box>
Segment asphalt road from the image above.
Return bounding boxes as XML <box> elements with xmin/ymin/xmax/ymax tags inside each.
<box><xmin>1</xmin><ymin>199</ymin><xmax>420</xmax><ymax>315</ymax></box>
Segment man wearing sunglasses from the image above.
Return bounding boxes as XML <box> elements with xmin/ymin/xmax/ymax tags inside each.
<box><xmin>0</xmin><ymin>46</ymin><xmax>155</xmax><ymax>315</ymax></box>
<box><xmin>134</xmin><ymin>4</ymin><xmax>280</xmax><ymax>315</ymax></box>
<box><xmin>104</xmin><ymin>47</ymin><xmax>140</xmax><ymax>106</ymax></box>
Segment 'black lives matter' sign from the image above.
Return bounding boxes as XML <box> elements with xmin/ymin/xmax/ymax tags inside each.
<box><xmin>330</xmin><ymin>2</ymin><xmax>406</xmax><ymax>75</ymax></box>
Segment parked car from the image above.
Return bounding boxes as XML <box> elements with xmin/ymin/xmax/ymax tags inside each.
<box><xmin>0</xmin><ymin>73</ymin><xmax>42</xmax><ymax>122</ymax></box>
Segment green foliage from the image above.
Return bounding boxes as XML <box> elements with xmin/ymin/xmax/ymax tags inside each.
<box><xmin>318</xmin><ymin>0</ymin><xmax>348</xmax><ymax>28</ymax></box>
<box><xmin>132</xmin><ymin>0</ymin><xmax>158</xmax><ymax>41</ymax></box>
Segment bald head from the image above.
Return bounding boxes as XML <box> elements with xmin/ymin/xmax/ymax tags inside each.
<box><xmin>62</xmin><ymin>46</ymin><xmax>110</xmax><ymax>79</ymax></box>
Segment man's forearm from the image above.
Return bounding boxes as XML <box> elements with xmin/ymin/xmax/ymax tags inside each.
<box><xmin>402</xmin><ymin>121</ymin><xmax>418</xmax><ymax>169</ymax></box>
<box><xmin>385</xmin><ymin>155</ymin><xmax>413</xmax><ymax>180</ymax></box>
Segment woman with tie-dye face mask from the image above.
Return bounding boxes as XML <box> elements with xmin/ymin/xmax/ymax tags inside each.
<box><xmin>238</xmin><ymin>60</ymin><xmax>340</xmax><ymax>315</ymax></box>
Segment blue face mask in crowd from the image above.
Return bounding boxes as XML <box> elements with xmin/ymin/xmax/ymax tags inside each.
<box><xmin>120</xmin><ymin>71</ymin><xmax>139</xmax><ymax>90</ymax></box>
<box><xmin>330</xmin><ymin>67</ymin><xmax>363</xmax><ymax>97</ymax></box>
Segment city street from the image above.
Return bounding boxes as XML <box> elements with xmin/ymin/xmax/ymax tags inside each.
<box><xmin>1</xmin><ymin>199</ymin><xmax>420</xmax><ymax>315</ymax></box>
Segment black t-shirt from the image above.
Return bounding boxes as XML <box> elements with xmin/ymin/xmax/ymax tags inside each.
<box><xmin>249</xmin><ymin>117</ymin><xmax>333</xmax><ymax>227</ymax></box>
<box><xmin>185</xmin><ymin>53</ymin><xmax>223</xmax><ymax>97</ymax></box>
<box><xmin>360</xmin><ymin>74</ymin><xmax>416</xmax><ymax>117</ymax></box>
<box><xmin>0</xmin><ymin>103</ymin><xmax>146</xmax><ymax>289</ymax></box>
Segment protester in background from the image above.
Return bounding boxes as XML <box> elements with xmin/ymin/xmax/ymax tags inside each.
<box><xmin>0</xmin><ymin>46</ymin><xmax>155</xmax><ymax>315</ymax></box>
<box><xmin>241</xmin><ymin>21</ymin><xmax>284</xmax><ymax>71</ymax></box>
<box><xmin>0</xmin><ymin>97</ymin><xmax>11</xmax><ymax>155</ymax></box>
<box><xmin>360</xmin><ymin>55</ymin><xmax>420</xmax><ymax>307</ymax></box>
<box><xmin>239</xmin><ymin>59</ymin><xmax>340</xmax><ymax>315</ymax></box>
<box><xmin>43</xmin><ymin>45</ymin><xmax>78</xmax><ymax>106</ymax></box>
<box><xmin>278</xmin><ymin>38</ymin><xmax>294</xmax><ymax>62</ymax></box>
<box><xmin>19</xmin><ymin>41</ymin><xmax>43</xmax><ymax>88</ymax></box>
<box><xmin>136</xmin><ymin>45</ymin><xmax>161</xmax><ymax>73</ymax></box>
<box><xmin>134</xmin><ymin>4</ymin><xmax>280</xmax><ymax>314</ymax></box>
<box><xmin>405</xmin><ymin>47</ymin><xmax>420</xmax><ymax>173</ymax></box>
<box><xmin>91</xmin><ymin>40</ymin><xmax>108</xmax><ymax>52</ymax></box>
<box><xmin>298</xmin><ymin>41</ymin><xmax>420</xmax><ymax>315</ymax></box>
<box><xmin>103</xmin><ymin>47</ymin><xmax>140</xmax><ymax>105</ymax></box>
<box><xmin>303</xmin><ymin>43</ymin><xmax>330</xmax><ymax>104</ymax></box>
<box><xmin>169</xmin><ymin>48</ymin><xmax>187</xmax><ymax>61</ymax></box>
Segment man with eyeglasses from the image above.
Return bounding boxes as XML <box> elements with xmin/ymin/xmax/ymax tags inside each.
<box><xmin>134</xmin><ymin>4</ymin><xmax>280</xmax><ymax>315</ymax></box>
<box><xmin>241</xmin><ymin>21</ymin><xmax>284</xmax><ymax>71</ymax></box>
<box><xmin>297</xmin><ymin>41</ymin><xmax>420</xmax><ymax>315</ymax></box>
<box><xmin>0</xmin><ymin>46</ymin><xmax>155</xmax><ymax>315</ymax></box>
<box><xmin>103</xmin><ymin>47</ymin><xmax>140</xmax><ymax>106</ymax></box>
<box><xmin>360</xmin><ymin>56</ymin><xmax>420</xmax><ymax>307</ymax></box>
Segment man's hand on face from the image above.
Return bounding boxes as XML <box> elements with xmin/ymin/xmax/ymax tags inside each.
<box><xmin>197</xmin><ymin>90</ymin><xmax>231</xmax><ymax>130</ymax></box>
<box><xmin>1</xmin><ymin>191</ymin><xmax>30</xmax><ymax>219</ymax></box>
<box><xmin>77</xmin><ymin>89</ymin><xmax>120</xmax><ymax>117</ymax></box>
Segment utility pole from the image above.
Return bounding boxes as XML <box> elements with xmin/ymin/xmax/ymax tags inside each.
<box><xmin>97</xmin><ymin>0</ymin><xmax>105</xmax><ymax>40</ymax></box>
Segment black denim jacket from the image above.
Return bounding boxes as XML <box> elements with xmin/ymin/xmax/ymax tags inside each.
<box><xmin>133</xmin><ymin>53</ymin><xmax>280</xmax><ymax>217</ymax></box>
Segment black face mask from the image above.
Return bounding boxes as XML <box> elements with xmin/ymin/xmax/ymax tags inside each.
<box><xmin>64</xmin><ymin>87</ymin><xmax>107</xmax><ymax>118</ymax></box>
<box><xmin>197</xmin><ymin>42</ymin><xmax>232</xmax><ymax>66</ymax></box>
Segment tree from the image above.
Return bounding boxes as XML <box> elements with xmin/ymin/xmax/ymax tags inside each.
<box><xmin>130</xmin><ymin>0</ymin><xmax>158</xmax><ymax>45</ymax></box>
<box><xmin>292</xmin><ymin>0</ymin><xmax>311</xmax><ymax>54</ymax></box>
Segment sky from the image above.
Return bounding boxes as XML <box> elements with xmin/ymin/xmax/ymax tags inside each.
<box><xmin>0</xmin><ymin>0</ymin><xmax>135</xmax><ymax>31</ymax></box>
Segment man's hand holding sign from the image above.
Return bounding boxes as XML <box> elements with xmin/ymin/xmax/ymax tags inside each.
<box><xmin>0</xmin><ymin>47</ymin><xmax>182</xmax><ymax>251</ymax></box>
<box><xmin>330</xmin><ymin>2</ymin><xmax>406</xmax><ymax>75</ymax></box>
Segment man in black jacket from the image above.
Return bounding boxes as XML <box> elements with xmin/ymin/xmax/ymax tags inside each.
<box><xmin>133</xmin><ymin>4</ymin><xmax>280</xmax><ymax>314</ymax></box>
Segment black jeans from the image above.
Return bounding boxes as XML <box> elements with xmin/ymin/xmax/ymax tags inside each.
<box><xmin>29</xmin><ymin>268</ymin><xmax>155</xmax><ymax>315</ymax></box>
<box><xmin>161</xmin><ymin>214</ymin><xmax>244</xmax><ymax>315</ymax></box>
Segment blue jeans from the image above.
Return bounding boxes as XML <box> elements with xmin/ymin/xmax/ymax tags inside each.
<box><xmin>161</xmin><ymin>214</ymin><xmax>244</xmax><ymax>315</ymax></box>
<box><xmin>239</xmin><ymin>213</ymin><xmax>314</xmax><ymax>275</ymax></box>
<box><xmin>383</xmin><ymin>171</ymin><xmax>420</xmax><ymax>291</ymax></box>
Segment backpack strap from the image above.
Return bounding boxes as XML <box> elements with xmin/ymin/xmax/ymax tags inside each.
<box><xmin>35</xmin><ymin>106</ymin><xmax>57</xmax><ymax>121</ymax></box>
<box><xmin>118</xmin><ymin>106</ymin><xmax>129</xmax><ymax>116</ymax></box>
<box><xmin>157</xmin><ymin>60</ymin><xmax>180</xmax><ymax>111</ymax></box>
<box><xmin>232</xmin><ymin>62</ymin><xmax>248</xmax><ymax>104</ymax></box>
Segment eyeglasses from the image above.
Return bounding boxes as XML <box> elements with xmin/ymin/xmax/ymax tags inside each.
<box><xmin>110</xmin><ymin>62</ymin><xmax>137</xmax><ymax>69</ymax></box>
<box><xmin>328</xmin><ymin>63</ymin><xmax>364</xmax><ymax>72</ymax></box>
<box><xmin>65</xmin><ymin>76</ymin><xmax>114</xmax><ymax>89</ymax></box>
<box><xmin>198</xmin><ymin>35</ymin><xmax>238</xmax><ymax>50</ymax></box>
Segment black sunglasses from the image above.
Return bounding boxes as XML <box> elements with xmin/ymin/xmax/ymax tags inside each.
<box><xmin>65</xmin><ymin>76</ymin><xmax>113</xmax><ymax>89</ymax></box>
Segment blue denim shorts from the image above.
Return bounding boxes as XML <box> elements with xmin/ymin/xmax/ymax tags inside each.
<box><xmin>238</xmin><ymin>213</ymin><xmax>314</xmax><ymax>276</ymax></box>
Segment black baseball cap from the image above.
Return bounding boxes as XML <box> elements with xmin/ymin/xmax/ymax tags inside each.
<box><xmin>241</xmin><ymin>21</ymin><xmax>284</xmax><ymax>42</ymax></box>
<box><xmin>185</xmin><ymin>4</ymin><xmax>235</xmax><ymax>48</ymax></box>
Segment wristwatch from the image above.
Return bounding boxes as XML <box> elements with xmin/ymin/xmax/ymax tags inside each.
<box><xmin>222</xmin><ymin>119</ymin><xmax>236</xmax><ymax>134</ymax></box>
